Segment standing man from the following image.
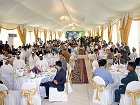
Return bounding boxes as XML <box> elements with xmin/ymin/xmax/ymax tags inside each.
<box><xmin>59</xmin><ymin>53</ymin><xmax>67</xmax><ymax>71</ymax></box>
<box><xmin>40</xmin><ymin>61</ymin><xmax>66</xmax><ymax>99</ymax></box>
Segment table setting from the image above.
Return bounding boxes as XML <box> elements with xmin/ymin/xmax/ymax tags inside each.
<box><xmin>109</xmin><ymin>64</ymin><xmax>128</xmax><ymax>84</ymax></box>
<box><xmin>13</xmin><ymin>66</ymin><xmax>57</xmax><ymax>92</ymax></box>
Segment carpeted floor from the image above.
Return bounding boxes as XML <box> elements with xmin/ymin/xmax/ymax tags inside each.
<box><xmin>71</xmin><ymin>58</ymin><xmax>89</xmax><ymax>84</ymax></box>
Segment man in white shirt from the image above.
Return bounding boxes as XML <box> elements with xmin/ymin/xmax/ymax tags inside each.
<box><xmin>0</xmin><ymin>59</ymin><xmax>15</xmax><ymax>90</ymax></box>
<box><xmin>89</xmin><ymin>49</ymin><xmax>99</xmax><ymax>61</ymax></box>
<box><xmin>29</xmin><ymin>52</ymin><xmax>39</xmax><ymax>67</ymax></box>
<box><xmin>13</xmin><ymin>53</ymin><xmax>26</xmax><ymax>69</ymax></box>
<box><xmin>36</xmin><ymin>54</ymin><xmax>48</xmax><ymax>71</ymax></box>
<box><xmin>129</xmin><ymin>47</ymin><xmax>138</xmax><ymax>62</ymax></box>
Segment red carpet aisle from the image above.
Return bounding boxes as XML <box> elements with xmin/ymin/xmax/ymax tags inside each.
<box><xmin>71</xmin><ymin>58</ymin><xmax>89</xmax><ymax>84</ymax></box>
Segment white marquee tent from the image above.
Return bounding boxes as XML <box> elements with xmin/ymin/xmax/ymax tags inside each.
<box><xmin>0</xmin><ymin>0</ymin><xmax>140</xmax><ymax>31</ymax></box>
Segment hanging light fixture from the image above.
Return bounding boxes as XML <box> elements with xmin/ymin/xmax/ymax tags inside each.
<box><xmin>68</xmin><ymin>23</ymin><xmax>74</xmax><ymax>27</ymax></box>
<box><xmin>60</xmin><ymin>0</ymin><xmax>69</xmax><ymax>21</ymax></box>
<box><xmin>60</xmin><ymin>15</ymin><xmax>69</xmax><ymax>21</ymax></box>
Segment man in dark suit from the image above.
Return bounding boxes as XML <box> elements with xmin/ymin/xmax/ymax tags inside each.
<box><xmin>114</xmin><ymin>62</ymin><xmax>138</xmax><ymax>103</ymax></box>
<box><xmin>40</xmin><ymin>61</ymin><xmax>66</xmax><ymax>99</ymax></box>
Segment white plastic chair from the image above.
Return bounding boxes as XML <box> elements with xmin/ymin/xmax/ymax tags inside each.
<box><xmin>120</xmin><ymin>81</ymin><xmax>140</xmax><ymax>105</ymax></box>
<box><xmin>49</xmin><ymin>85</ymin><xmax>68</xmax><ymax>102</ymax></box>
<box><xmin>92</xmin><ymin>76</ymin><xmax>111</xmax><ymax>105</ymax></box>
<box><xmin>0</xmin><ymin>84</ymin><xmax>20</xmax><ymax>105</ymax></box>
<box><xmin>49</xmin><ymin>64</ymin><xmax>69</xmax><ymax>102</ymax></box>
<box><xmin>21</xmin><ymin>82</ymin><xmax>41</xmax><ymax>105</ymax></box>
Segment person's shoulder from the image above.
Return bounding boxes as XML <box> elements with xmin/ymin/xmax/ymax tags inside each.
<box><xmin>60</xmin><ymin>68</ymin><xmax>66</xmax><ymax>73</ymax></box>
<box><xmin>94</xmin><ymin>68</ymin><xmax>100</xmax><ymax>73</ymax></box>
<box><xmin>128</xmin><ymin>71</ymin><xmax>137</xmax><ymax>76</ymax></box>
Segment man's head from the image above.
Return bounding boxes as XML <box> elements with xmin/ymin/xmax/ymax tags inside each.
<box><xmin>121</xmin><ymin>42</ymin><xmax>124</xmax><ymax>46</ymax></box>
<box><xmin>94</xmin><ymin>49</ymin><xmax>99</xmax><ymax>54</ymax></box>
<box><xmin>55</xmin><ymin>61</ymin><xmax>62</xmax><ymax>70</ymax></box>
<box><xmin>5</xmin><ymin>59</ymin><xmax>9</xmax><ymax>65</ymax></box>
<box><xmin>39</xmin><ymin>54</ymin><xmax>43</xmax><ymax>60</ymax></box>
<box><xmin>127</xmin><ymin>62</ymin><xmax>136</xmax><ymax>71</ymax></box>
<box><xmin>6</xmin><ymin>41</ymin><xmax>8</xmax><ymax>44</ymax></box>
<box><xmin>111</xmin><ymin>44</ymin><xmax>115</xmax><ymax>49</ymax></box>
<box><xmin>116</xmin><ymin>53</ymin><xmax>122</xmax><ymax>59</ymax></box>
<box><xmin>31</xmin><ymin>52</ymin><xmax>35</xmax><ymax>57</ymax></box>
<box><xmin>132</xmin><ymin>47</ymin><xmax>136</xmax><ymax>52</ymax></box>
<box><xmin>106</xmin><ymin>49</ymin><xmax>111</xmax><ymax>55</ymax></box>
<box><xmin>16</xmin><ymin>53</ymin><xmax>20</xmax><ymax>59</ymax></box>
<box><xmin>98</xmin><ymin>59</ymin><xmax>107</xmax><ymax>67</ymax></box>
<box><xmin>59</xmin><ymin>53</ymin><xmax>65</xmax><ymax>59</ymax></box>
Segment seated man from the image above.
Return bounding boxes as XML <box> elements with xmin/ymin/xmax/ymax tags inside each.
<box><xmin>0</xmin><ymin>58</ymin><xmax>15</xmax><ymax>89</ymax></box>
<box><xmin>36</xmin><ymin>54</ymin><xmax>48</xmax><ymax>70</ymax></box>
<box><xmin>94</xmin><ymin>59</ymin><xmax>114</xmax><ymax>86</ymax></box>
<box><xmin>40</xmin><ymin>61</ymin><xmax>66</xmax><ymax>99</ymax></box>
<box><xmin>114</xmin><ymin>62</ymin><xmax>138</xmax><ymax>103</ymax></box>
<box><xmin>28</xmin><ymin>52</ymin><xmax>39</xmax><ymax>67</ymax></box>
<box><xmin>129</xmin><ymin>47</ymin><xmax>138</xmax><ymax>62</ymax></box>
<box><xmin>114</xmin><ymin>53</ymin><xmax>125</xmax><ymax>65</ymax></box>
<box><xmin>13</xmin><ymin>53</ymin><xmax>26</xmax><ymax>69</ymax></box>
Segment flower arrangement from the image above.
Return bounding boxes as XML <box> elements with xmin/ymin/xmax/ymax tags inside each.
<box><xmin>30</xmin><ymin>67</ymin><xmax>41</xmax><ymax>74</ymax></box>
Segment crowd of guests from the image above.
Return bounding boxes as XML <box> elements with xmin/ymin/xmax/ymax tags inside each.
<box><xmin>87</xmin><ymin>40</ymin><xmax>138</xmax><ymax>65</ymax></box>
<box><xmin>0</xmin><ymin>36</ymin><xmax>140</xmax><ymax>103</ymax></box>
<box><xmin>86</xmin><ymin>38</ymin><xmax>139</xmax><ymax>104</ymax></box>
<box><xmin>0</xmin><ymin>38</ymin><xmax>79</xmax><ymax>99</ymax></box>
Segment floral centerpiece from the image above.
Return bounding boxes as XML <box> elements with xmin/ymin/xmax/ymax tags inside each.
<box><xmin>30</xmin><ymin>67</ymin><xmax>41</xmax><ymax>74</ymax></box>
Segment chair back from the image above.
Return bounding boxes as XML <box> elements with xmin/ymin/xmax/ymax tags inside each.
<box><xmin>92</xmin><ymin>60</ymin><xmax>99</xmax><ymax>68</ymax></box>
<box><xmin>21</xmin><ymin>82</ymin><xmax>36</xmax><ymax>90</ymax></box>
<box><xmin>92</xmin><ymin>76</ymin><xmax>106</xmax><ymax>100</ymax></box>
<box><xmin>93</xmin><ymin>76</ymin><xmax>105</xmax><ymax>86</ymax></box>
<box><xmin>126</xmin><ymin>81</ymin><xmax>140</xmax><ymax>92</ymax></box>
<box><xmin>0</xmin><ymin>84</ymin><xmax>9</xmax><ymax>105</ymax></box>
<box><xmin>0</xmin><ymin>84</ymin><xmax>8</xmax><ymax>91</ymax></box>
<box><xmin>125</xmin><ymin>81</ymin><xmax>140</xmax><ymax>105</ymax></box>
<box><xmin>21</xmin><ymin>82</ymin><xmax>37</xmax><ymax>105</ymax></box>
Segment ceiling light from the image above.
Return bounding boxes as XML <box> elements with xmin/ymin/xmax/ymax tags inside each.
<box><xmin>60</xmin><ymin>15</ymin><xmax>69</xmax><ymax>21</ymax></box>
<box><xmin>68</xmin><ymin>23</ymin><xmax>74</xmax><ymax>27</ymax></box>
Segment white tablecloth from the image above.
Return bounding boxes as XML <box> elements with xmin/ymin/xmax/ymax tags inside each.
<box><xmin>14</xmin><ymin>68</ymin><xmax>57</xmax><ymax>94</ymax></box>
<box><xmin>109</xmin><ymin>65</ymin><xmax>128</xmax><ymax>85</ymax></box>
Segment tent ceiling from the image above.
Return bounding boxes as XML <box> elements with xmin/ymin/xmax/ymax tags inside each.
<box><xmin>0</xmin><ymin>0</ymin><xmax>140</xmax><ymax>31</ymax></box>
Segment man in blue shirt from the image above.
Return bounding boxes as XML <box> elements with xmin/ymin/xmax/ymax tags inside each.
<box><xmin>94</xmin><ymin>59</ymin><xmax>114</xmax><ymax>85</ymax></box>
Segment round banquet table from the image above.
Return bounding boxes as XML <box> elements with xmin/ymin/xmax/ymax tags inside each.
<box><xmin>13</xmin><ymin>67</ymin><xmax>56</xmax><ymax>95</ymax></box>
